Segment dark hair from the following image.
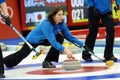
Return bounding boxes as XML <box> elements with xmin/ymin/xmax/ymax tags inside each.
<box><xmin>48</xmin><ymin>7</ymin><xmax>64</xmax><ymax>25</ymax></box>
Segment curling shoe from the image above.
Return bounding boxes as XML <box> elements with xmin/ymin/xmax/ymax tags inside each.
<box><xmin>0</xmin><ymin>73</ymin><xmax>5</xmax><ymax>78</ymax></box>
<box><xmin>82</xmin><ymin>57</ymin><xmax>93</xmax><ymax>62</ymax></box>
<box><xmin>105</xmin><ymin>56</ymin><xmax>118</xmax><ymax>62</ymax></box>
<box><xmin>82</xmin><ymin>51</ymin><xmax>93</xmax><ymax>62</ymax></box>
<box><xmin>42</xmin><ymin>61</ymin><xmax>56</xmax><ymax>68</ymax></box>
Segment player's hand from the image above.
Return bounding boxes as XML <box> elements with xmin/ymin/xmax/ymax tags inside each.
<box><xmin>0</xmin><ymin>14</ymin><xmax>11</xmax><ymax>26</ymax></box>
<box><xmin>4</xmin><ymin>16</ymin><xmax>11</xmax><ymax>26</ymax></box>
<box><xmin>64</xmin><ymin>48</ymin><xmax>74</xmax><ymax>60</ymax></box>
<box><xmin>67</xmin><ymin>54</ymin><xmax>75</xmax><ymax>60</ymax></box>
<box><xmin>114</xmin><ymin>5</ymin><xmax>120</xmax><ymax>13</ymax></box>
<box><xmin>83</xmin><ymin>45</ymin><xmax>93</xmax><ymax>54</ymax></box>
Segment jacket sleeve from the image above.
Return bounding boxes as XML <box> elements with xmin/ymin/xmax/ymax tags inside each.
<box><xmin>61</xmin><ymin>23</ymin><xmax>83</xmax><ymax>47</ymax></box>
<box><xmin>115</xmin><ymin>0</ymin><xmax>120</xmax><ymax>5</ymax></box>
<box><xmin>0</xmin><ymin>0</ymin><xmax>6</xmax><ymax>4</ymax></box>
<box><xmin>85</xmin><ymin>0</ymin><xmax>94</xmax><ymax>7</ymax></box>
<box><xmin>41</xmin><ymin>21</ymin><xmax>65</xmax><ymax>51</ymax></box>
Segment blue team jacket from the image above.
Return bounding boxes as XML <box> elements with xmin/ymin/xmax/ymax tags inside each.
<box><xmin>26</xmin><ymin>19</ymin><xmax>83</xmax><ymax>51</ymax></box>
<box><xmin>85</xmin><ymin>0</ymin><xmax>120</xmax><ymax>14</ymax></box>
<box><xmin>0</xmin><ymin>0</ymin><xmax>6</xmax><ymax>4</ymax></box>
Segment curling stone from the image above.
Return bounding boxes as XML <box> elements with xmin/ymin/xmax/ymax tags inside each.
<box><xmin>62</xmin><ymin>59</ymin><xmax>81</xmax><ymax>70</ymax></box>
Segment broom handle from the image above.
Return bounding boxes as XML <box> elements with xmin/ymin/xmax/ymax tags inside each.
<box><xmin>0</xmin><ymin>14</ymin><xmax>39</xmax><ymax>54</ymax></box>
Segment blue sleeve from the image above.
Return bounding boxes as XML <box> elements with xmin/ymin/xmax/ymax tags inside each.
<box><xmin>0</xmin><ymin>0</ymin><xmax>6</xmax><ymax>4</ymax></box>
<box><xmin>61</xmin><ymin>23</ymin><xmax>83</xmax><ymax>47</ymax></box>
<box><xmin>41</xmin><ymin>21</ymin><xmax>65</xmax><ymax>51</ymax></box>
<box><xmin>115</xmin><ymin>0</ymin><xmax>120</xmax><ymax>5</ymax></box>
<box><xmin>85</xmin><ymin>0</ymin><xmax>94</xmax><ymax>7</ymax></box>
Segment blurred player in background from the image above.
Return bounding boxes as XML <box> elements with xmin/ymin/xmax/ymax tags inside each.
<box><xmin>82</xmin><ymin>0</ymin><xmax>120</xmax><ymax>62</ymax></box>
<box><xmin>0</xmin><ymin>0</ymin><xmax>11</xmax><ymax>78</ymax></box>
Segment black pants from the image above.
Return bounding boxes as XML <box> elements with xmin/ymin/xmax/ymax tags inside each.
<box><xmin>0</xmin><ymin>47</ymin><xmax>4</xmax><ymax>74</ymax></box>
<box><xmin>4</xmin><ymin>34</ymin><xmax>64</xmax><ymax>68</ymax></box>
<box><xmin>83</xmin><ymin>9</ymin><xmax>115</xmax><ymax>59</ymax></box>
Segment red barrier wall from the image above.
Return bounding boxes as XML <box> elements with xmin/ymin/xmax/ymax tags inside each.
<box><xmin>71</xmin><ymin>26</ymin><xmax>120</xmax><ymax>39</ymax></box>
<box><xmin>0</xmin><ymin>0</ymin><xmax>119</xmax><ymax>40</ymax></box>
<box><xmin>0</xmin><ymin>0</ymin><xmax>21</xmax><ymax>40</ymax></box>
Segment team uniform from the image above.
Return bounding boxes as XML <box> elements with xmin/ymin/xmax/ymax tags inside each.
<box><xmin>4</xmin><ymin>18</ymin><xmax>83</xmax><ymax>68</ymax></box>
<box><xmin>82</xmin><ymin>0</ymin><xmax>120</xmax><ymax>62</ymax></box>
<box><xmin>0</xmin><ymin>0</ymin><xmax>6</xmax><ymax>78</ymax></box>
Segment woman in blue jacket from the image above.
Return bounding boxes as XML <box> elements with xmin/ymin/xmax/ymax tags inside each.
<box><xmin>82</xmin><ymin>0</ymin><xmax>120</xmax><ymax>62</ymax></box>
<box><xmin>4</xmin><ymin>7</ymin><xmax>83</xmax><ymax>68</ymax></box>
<box><xmin>0</xmin><ymin>0</ymin><xmax>11</xmax><ymax>78</ymax></box>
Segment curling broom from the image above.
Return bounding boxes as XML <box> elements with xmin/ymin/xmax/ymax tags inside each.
<box><xmin>64</xmin><ymin>37</ymin><xmax>114</xmax><ymax>66</ymax></box>
<box><xmin>0</xmin><ymin>14</ymin><xmax>44</xmax><ymax>60</ymax></box>
<box><xmin>73</xmin><ymin>43</ymin><xmax>114</xmax><ymax>66</ymax></box>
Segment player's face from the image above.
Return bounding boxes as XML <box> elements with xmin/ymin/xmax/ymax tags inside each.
<box><xmin>53</xmin><ymin>10</ymin><xmax>64</xmax><ymax>24</ymax></box>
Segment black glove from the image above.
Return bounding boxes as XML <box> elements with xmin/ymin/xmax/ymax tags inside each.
<box><xmin>89</xmin><ymin>6</ymin><xmax>99</xmax><ymax>17</ymax></box>
<box><xmin>114</xmin><ymin>5</ymin><xmax>120</xmax><ymax>13</ymax></box>
<box><xmin>83</xmin><ymin>46</ymin><xmax>94</xmax><ymax>54</ymax></box>
<box><xmin>4</xmin><ymin>16</ymin><xmax>11</xmax><ymax>26</ymax></box>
